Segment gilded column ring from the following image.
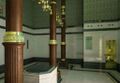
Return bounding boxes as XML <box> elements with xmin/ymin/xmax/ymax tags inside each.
<box><xmin>51</xmin><ymin>1</ymin><xmax>56</xmax><ymax>4</ymax></box>
<box><xmin>49</xmin><ymin>40</ymin><xmax>57</xmax><ymax>45</ymax></box>
<box><xmin>3</xmin><ymin>31</ymin><xmax>24</xmax><ymax>43</ymax></box>
<box><xmin>61</xmin><ymin>42</ymin><xmax>66</xmax><ymax>45</ymax></box>
<box><xmin>61</xmin><ymin>59</ymin><xmax>66</xmax><ymax>61</ymax></box>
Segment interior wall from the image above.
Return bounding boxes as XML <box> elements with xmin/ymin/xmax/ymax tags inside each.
<box><xmin>0</xmin><ymin>0</ymin><xmax>34</xmax><ymax>27</ymax></box>
<box><xmin>23</xmin><ymin>27</ymin><xmax>34</xmax><ymax>59</ymax></box>
<box><xmin>84</xmin><ymin>21</ymin><xmax>119</xmax><ymax>63</ymax></box>
<box><xmin>84</xmin><ymin>31</ymin><xmax>118</xmax><ymax>63</ymax></box>
<box><xmin>0</xmin><ymin>16</ymin><xmax>83</xmax><ymax>66</ymax></box>
<box><xmin>84</xmin><ymin>0</ymin><xmax>118</xmax><ymax>21</ymax></box>
<box><xmin>0</xmin><ymin>0</ymin><xmax>83</xmax><ymax>29</ymax></box>
<box><xmin>0</xmin><ymin>19</ymin><xmax>34</xmax><ymax>65</ymax></box>
<box><xmin>0</xmin><ymin>0</ymin><xmax>5</xmax><ymax>17</ymax></box>
<box><xmin>66</xmin><ymin>34</ymin><xmax>83</xmax><ymax>59</ymax></box>
<box><xmin>23</xmin><ymin>0</ymin><xmax>34</xmax><ymax>27</ymax></box>
<box><xmin>31</xmin><ymin>28</ymin><xmax>83</xmax><ymax>59</ymax></box>
<box><xmin>0</xmin><ymin>28</ymin><xmax>5</xmax><ymax>65</ymax></box>
<box><xmin>118</xmin><ymin>21</ymin><xmax>120</xmax><ymax>64</ymax></box>
<box><xmin>32</xmin><ymin>0</ymin><xmax>50</xmax><ymax>28</ymax></box>
<box><xmin>119</xmin><ymin>0</ymin><xmax>120</xmax><ymax>19</ymax></box>
<box><xmin>32</xmin><ymin>0</ymin><xmax>83</xmax><ymax>28</ymax></box>
<box><xmin>31</xmin><ymin>35</ymin><xmax>49</xmax><ymax>58</ymax></box>
<box><xmin>66</xmin><ymin>0</ymin><xmax>83</xmax><ymax>26</ymax></box>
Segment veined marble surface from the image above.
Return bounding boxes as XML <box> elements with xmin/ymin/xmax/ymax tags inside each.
<box><xmin>60</xmin><ymin>69</ymin><xmax>117</xmax><ymax>83</ymax></box>
<box><xmin>0</xmin><ymin>63</ymin><xmax>120</xmax><ymax>83</ymax></box>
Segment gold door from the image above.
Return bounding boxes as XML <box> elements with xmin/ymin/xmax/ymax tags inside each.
<box><xmin>105</xmin><ymin>40</ymin><xmax>117</xmax><ymax>69</ymax></box>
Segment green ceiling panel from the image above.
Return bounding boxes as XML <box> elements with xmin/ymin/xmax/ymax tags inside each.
<box><xmin>84</xmin><ymin>0</ymin><xmax>119</xmax><ymax>21</ymax></box>
<box><xmin>0</xmin><ymin>0</ymin><xmax>119</xmax><ymax>29</ymax></box>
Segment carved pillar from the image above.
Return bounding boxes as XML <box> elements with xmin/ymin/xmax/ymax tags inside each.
<box><xmin>3</xmin><ymin>0</ymin><xmax>24</xmax><ymax>83</ymax></box>
<box><xmin>49</xmin><ymin>0</ymin><xmax>57</xmax><ymax>66</ymax></box>
<box><xmin>59</xmin><ymin>0</ymin><xmax>68</xmax><ymax>68</ymax></box>
<box><xmin>61</xmin><ymin>0</ymin><xmax>66</xmax><ymax>62</ymax></box>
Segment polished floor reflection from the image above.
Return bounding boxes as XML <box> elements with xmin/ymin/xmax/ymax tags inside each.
<box><xmin>61</xmin><ymin>69</ymin><xmax>118</xmax><ymax>83</ymax></box>
<box><xmin>0</xmin><ymin>63</ymin><xmax>120</xmax><ymax>83</ymax></box>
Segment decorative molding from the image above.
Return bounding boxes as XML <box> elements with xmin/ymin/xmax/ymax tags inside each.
<box><xmin>61</xmin><ymin>42</ymin><xmax>66</xmax><ymax>45</ymax></box>
<box><xmin>84</xmin><ymin>19</ymin><xmax>120</xmax><ymax>23</ymax></box>
<box><xmin>72</xmin><ymin>69</ymin><xmax>120</xmax><ymax>83</ymax></box>
<box><xmin>24</xmin><ymin>57</ymin><xmax>35</xmax><ymax>65</ymax></box>
<box><xmin>0</xmin><ymin>25</ymin><xmax>5</xmax><ymax>29</ymax></box>
<box><xmin>0</xmin><ymin>64</ymin><xmax>4</xmax><ymax>74</ymax></box>
<box><xmin>84</xmin><ymin>28</ymin><xmax>119</xmax><ymax>32</ymax></box>
<box><xmin>29</xmin><ymin>25</ymin><xmax>81</xmax><ymax>29</ymax></box>
<box><xmin>31</xmin><ymin>57</ymin><xmax>83</xmax><ymax>64</ymax></box>
<box><xmin>23</xmin><ymin>24</ymin><xmax>33</xmax><ymax>29</ymax></box>
<box><xmin>0</xmin><ymin>26</ymin><xmax>83</xmax><ymax>35</ymax></box>
<box><xmin>0</xmin><ymin>16</ymin><xmax>119</xmax><ymax>30</ymax></box>
<box><xmin>0</xmin><ymin>16</ymin><xmax>5</xmax><ymax>20</ymax></box>
<box><xmin>107</xmin><ymin>72</ymin><xmax>120</xmax><ymax>83</ymax></box>
<box><xmin>0</xmin><ymin>16</ymin><xmax>81</xmax><ymax>29</ymax></box>
<box><xmin>117</xmin><ymin>63</ymin><xmax>120</xmax><ymax>72</ymax></box>
<box><xmin>3</xmin><ymin>32</ymin><xmax>24</xmax><ymax>43</ymax></box>
<box><xmin>1</xmin><ymin>26</ymin><xmax>120</xmax><ymax>35</ymax></box>
<box><xmin>83</xmin><ymin>62</ymin><xmax>105</xmax><ymax>69</ymax></box>
<box><xmin>49</xmin><ymin>40</ymin><xmax>57</xmax><ymax>45</ymax></box>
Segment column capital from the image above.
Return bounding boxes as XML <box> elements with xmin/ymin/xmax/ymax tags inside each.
<box><xmin>61</xmin><ymin>42</ymin><xmax>66</xmax><ymax>45</ymax></box>
<box><xmin>49</xmin><ymin>40</ymin><xmax>57</xmax><ymax>45</ymax></box>
<box><xmin>61</xmin><ymin>59</ymin><xmax>66</xmax><ymax>61</ymax></box>
<box><xmin>3</xmin><ymin>32</ymin><xmax>24</xmax><ymax>43</ymax></box>
<box><xmin>50</xmin><ymin>1</ymin><xmax>56</xmax><ymax>4</ymax></box>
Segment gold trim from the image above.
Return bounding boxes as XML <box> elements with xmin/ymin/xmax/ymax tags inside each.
<box><xmin>61</xmin><ymin>5</ymin><xmax>65</xmax><ymax>15</ymax></box>
<box><xmin>51</xmin><ymin>1</ymin><xmax>56</xmax><ymax>4</ymax></box>
<box><xmin>61</xmin><ymin>12</ymin><xmax>65</xmax><ymax>15</ymax></box>
<box><xmin>61</xmin><ymin>42</ymin><xmax>66</xmax><ymax>45</ymax></box>
<box><xmin>3</xmin><ymin>32</ymin><xmax>24</xmax><ymax>43</ymax></box>
<box><xmin>49</xmin><ymin>40</ymin><xmax>57</xmax><ymax>45</ymax></box>
<box><xmin>62</xmin><ymin>6</ymin><xmax>65</xmax><ymax>9</ymax></box>
<box><xmin>61</xmin><ymin>59</ymin><xmax>66</xmax><ymax>61</ymax></box>
<box><xmin>50</xmin><ymin>9</ymin><xmax>52</xmax><ymax>15</ymax></box>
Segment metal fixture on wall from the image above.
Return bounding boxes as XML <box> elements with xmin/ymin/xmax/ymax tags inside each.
<box><xmin>38</xmin><ymin>0</ymin><xmax>52</xmax><ymax>12</ymax></box>
<box><xmin>37</xmin><ymin>0</ymin><xmax>63</xmax><ymax>26</ymax></box>
<box><xmin>56</xmin><ymin>13</ymin><xmax>63</xmax><ymax>27</ymax></box>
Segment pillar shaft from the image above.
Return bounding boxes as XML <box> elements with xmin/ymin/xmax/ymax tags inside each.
<box><xmin>4</xmin><ymin>43</ymin><xmax>24</xmax><ymax>83</ymax></box>
<box><xmin>6</xmin><ymin>0</ymin><xmax>23</xmax><ymax>31</ymax></box>
<box><xmin>49</xmin><ymin>0</ymin><xmax>57</xmax><ymax>66</ymax></box>
<box><xmin>61</xmin><ymin>0</ymin><xmax>66</xmax><ymax>61</ymax></box>
<box><xmin>3</xmin><ymin>0</ymin><xmax>24</xmax><ymax>83</ymax></box>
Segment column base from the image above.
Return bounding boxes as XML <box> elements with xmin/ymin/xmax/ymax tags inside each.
<box><xmin>59</xmin><ymin>60</ymin><xmax>69</xmax><ymax>69</ymax></box>
<box><xmin>57</xmin><ymin>70</ymin><xmax>62</xmax><ymax>83</ymax></box>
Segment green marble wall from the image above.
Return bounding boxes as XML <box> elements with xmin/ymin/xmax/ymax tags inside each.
<box><xmin>1</xmin><ymin>0</ymin><xmax>119</xmax><ymax>28</ymax></box>
<box><xmin>32</xmin><ymin>0</ymin><xmax>83</xmax><ymax>28</ymax></box>
<box><xmin>84</xmin><ymin>0</ymin><xmax>119</xmax><ymax>21</ymax></box>
<box><xmin>118</xmin><ymin>0</ymin><xmax>120</xmax><ymax>19</ymax></box>
<box><xmin>66</xmin><ymin>0</ymin><xmax>83</xmax><ymax>26</ymax></box>
<box><xmin>32</xmin><ymin>0</ymin><xmax>50</xmax><ymax>28</ymax></box>
<box><xmin>0</xmin><ymin>0</ymin><xmax>34</xmax><ymax>27</ymax></box>
<box><xmin>0</xmin><ymin>0</ymin><xmax>5</xmax><ymax>17</ymax></box>
<box><xmin>23</xmin><ymin>0</ymin><xmax>34</xmax><ymax>27</ymax></box>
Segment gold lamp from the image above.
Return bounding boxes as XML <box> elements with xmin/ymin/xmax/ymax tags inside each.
<box><xmin>37</xmin><ymin>0</ymin><xmax>63</xmax><ymax>26</ymax></box>
<box><xmin>38</xmin><ymin>0</ymin><xmax>51</xmax><ymax>12</ymax></box>
<box><xmin>56</xmin><ymin>13</ymin><xmax>63</xmax><ymax>27</ymax></box>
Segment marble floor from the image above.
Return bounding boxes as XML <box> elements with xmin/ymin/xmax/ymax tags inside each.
<box><xmin>0</xmin><ymin>63</ymin><xmax>120</xmax><ymax>83</ymax></box>
<box><xmin>60</xmin><ymin>69</ymin><xmax>118</xmax><ymax>83</ymax></box>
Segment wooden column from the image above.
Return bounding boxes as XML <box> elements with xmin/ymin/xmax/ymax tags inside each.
<box><xmin>59</xmin><ymin>0</ymin><xmax>68</xmax><ymax>68</ymax></box>
<box><xmin>61</xmin><ymin>0</ymin><xmax>66</xmax><ymax>62</ymax></box>
<box><xmin>49</xmin><ymin>0</ymin><xmax>57</xmax><ymax>66</ymax></box>
<box><xmin>3</xmin><ymin>0</ymin><xmax>24</xmax><ymax>83</ymax></box>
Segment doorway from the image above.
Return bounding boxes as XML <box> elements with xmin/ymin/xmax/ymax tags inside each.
<box><xmin>105</xmin><ymin>40</ymin><xmax>117</xmax><ymax>69</ymax></box>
